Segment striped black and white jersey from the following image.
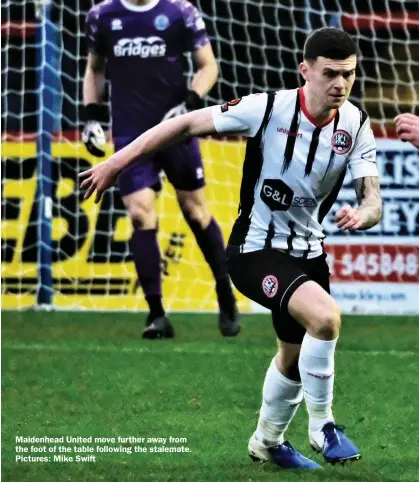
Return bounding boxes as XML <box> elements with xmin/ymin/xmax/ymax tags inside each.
<box><xmin>211</xmin><ymin>88</ymin><xmax>379</xmax><ymax>259</ymax></box>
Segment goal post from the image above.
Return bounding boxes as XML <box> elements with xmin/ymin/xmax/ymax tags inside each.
<box><xmin>35</xmin><ymin>0</ymin><xmax>61</xmax><ymax>306</ymax></box>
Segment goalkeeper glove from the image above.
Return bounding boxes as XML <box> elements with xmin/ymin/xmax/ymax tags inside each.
<box><xmin>82</xmin><ymin>103</ymin><xmax>106</xmax><ymax>157</ymax></box>
<box><xmin>161</xmin><ymin>91</ymin><xmax>204</xmax><ymax>122</ymax></box>
<box><xmin>184</xmin><ymin>90</ymin><xmax>204</xmax><ymax>111</ymax></box>
<box><xmin>161</xmin><ymin>102</ymin><xmax>188</xmax><ymax>122</ymax></box>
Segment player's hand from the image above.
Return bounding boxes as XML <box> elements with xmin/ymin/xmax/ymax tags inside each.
<box><xmin>79</xmin><ymin>156</ymin><xmax>120</xmax><ymax>204</ymax></box>
<box><xmin>335</xmin><ymin>204</ymin><xmax>363</xmax><ymax>231</ymax></box>
<box><xmin>394</xmin><ymin>113</ymin><xmax>419</xmax><ymax>148</ymax></box>
<box><xmin>82</xmin><ymin>121</ymin><xmax>106</xmax><ymax>157</ymax></box>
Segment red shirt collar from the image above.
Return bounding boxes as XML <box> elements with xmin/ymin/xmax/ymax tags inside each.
<box><xmin>298</xmin><ymin>87</ymin><xmax>337</xmax><ymax>128</ymax></box>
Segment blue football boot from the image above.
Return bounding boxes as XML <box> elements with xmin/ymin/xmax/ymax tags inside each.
<box><xmin>310</xmin><ymin>422</ymin><xmax>361</xmax><ymax>465</ymax></box>
<box><xmin>248</xmin><ymin>434</ymin><xmax>321</xmax><ymax>469</ymax></box>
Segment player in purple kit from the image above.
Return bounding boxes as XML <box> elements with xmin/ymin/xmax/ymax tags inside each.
<box><xmin>82</xmin><ymin>0</ymin><xmax>240</xmax><ymax>339</ymax></box>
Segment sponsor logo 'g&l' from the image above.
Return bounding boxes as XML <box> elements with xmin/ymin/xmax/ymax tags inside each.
<box><xmin>261</xmin><ymin>179</ymin><xmax>294</xmax><ymax>211</ymax></box>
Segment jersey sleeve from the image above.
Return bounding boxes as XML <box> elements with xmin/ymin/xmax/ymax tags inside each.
<box><xmin>180</xmin><ymin>0</ymin><xmax>210</xmax><ymax>51</ymax></box>
<box><xmin>211</xmin><ymin>93</ymin><xmax>268</xmax><ymax>137</ymax></box>
<box><xmin>85</xmin><ymin>6</ymin><xmax>106</xmax><ymax>56</ymax></box>
<box><xmin>348</xmin><ymin>116</ymin><xmax>379</xmax><ymax>179</ymax></box>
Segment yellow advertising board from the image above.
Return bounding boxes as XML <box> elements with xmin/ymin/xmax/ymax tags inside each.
<box><xmin>1</xmin><ymin>139</ymin><xmax>253</xmax><ymax>312</ymax></box>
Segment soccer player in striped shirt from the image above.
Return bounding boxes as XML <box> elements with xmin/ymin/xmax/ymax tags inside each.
<box><xmin>80</xmin><ymin>28</ymin><xmax>382</xmax><ymax>469</ymax></box>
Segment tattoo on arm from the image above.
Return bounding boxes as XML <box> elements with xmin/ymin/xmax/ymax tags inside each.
<box><xmin>354</xmin><ymin>176</ymin><xmax>382</xmax><ymax>229</ymax></box>
<box><xmin>355</xmin><ymin>177</ymin><xmax>366</xmax><ymax>204</ymax></box>
<box><xmin>354</xmin><ymin>176</ymin><xmax>380</xmax><ymax>204</ymax></box>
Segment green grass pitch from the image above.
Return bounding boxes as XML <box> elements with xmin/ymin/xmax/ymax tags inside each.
<box><xmin>2</xmin><ymin>311</ymin><xmax>419</xmax><ymax>481</ymax></box>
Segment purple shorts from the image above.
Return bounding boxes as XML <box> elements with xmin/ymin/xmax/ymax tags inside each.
<box><xmin>115</xmin><ymin>137</ymin><xmax>205</xmax><ymax>197</ymax></box>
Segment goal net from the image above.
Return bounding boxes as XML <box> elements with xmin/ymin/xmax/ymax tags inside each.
<box><xmin>2</xmin><ymin>0</ymin><xmax>418</xmax><ymax>313</ymax></box>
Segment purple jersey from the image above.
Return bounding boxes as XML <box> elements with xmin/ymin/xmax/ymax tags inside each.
<box><xmin>85</xmin><ymin>0</ymin><xmax>209</xmax><ymax>141</ymax></box>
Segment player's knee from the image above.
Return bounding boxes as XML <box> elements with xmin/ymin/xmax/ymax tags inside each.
<box><xmin>311</xmin><ymin>300</ymin><xmax>341</xmax><ymax>339</ymax></box>
<box><xmin>127</xmin><ymin>202</ymin><xmax>157</xmax><ymax>230</ymax></box>
<box><xmin>180</xmin><ymin>198</ymin><xmax>210</xmax><ymax>228</ymax></box>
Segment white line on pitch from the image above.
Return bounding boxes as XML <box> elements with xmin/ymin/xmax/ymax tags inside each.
<box><xmin>2</xmin><ymin>342</ymin><xmax>417</xmax><ymax>358</ymax></box>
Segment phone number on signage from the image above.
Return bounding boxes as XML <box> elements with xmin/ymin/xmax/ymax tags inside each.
<box><xmin>327</xmin><ymin>251</ymin><xmax>418</xmax><ymax>281</ymax></box>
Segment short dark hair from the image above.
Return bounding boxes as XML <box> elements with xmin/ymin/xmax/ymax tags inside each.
<box><xmin>303</xmin><ymin>27</ymin><xmax>358</xmax><ymax>62</ymax></box>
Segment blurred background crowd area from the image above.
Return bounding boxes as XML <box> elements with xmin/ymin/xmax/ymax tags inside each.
<box><xmin>2</xmin><ymin>0</ymin><xmax>418</xmax><ymax>136</ymax></box>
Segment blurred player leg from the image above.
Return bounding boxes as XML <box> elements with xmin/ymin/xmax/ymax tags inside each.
<box><xmin>119</xmin><ymin>159</ymin><xmax>174</xmax><ymax>340</ymax></box>
<box><xmin>161</xmin><ymin>138</ymin><xmax>240</xmax><ymax>337</ymax></box>
<box><xmin>176</xmin><ymin>188</ymin><xmax>240</xmax><ymax>336</ymax></box>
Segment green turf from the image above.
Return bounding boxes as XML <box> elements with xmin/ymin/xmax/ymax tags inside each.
<box><xmin>2</xmin><ymin>311</ymin><xmax>419</xmax><ymax>481</ymax></box>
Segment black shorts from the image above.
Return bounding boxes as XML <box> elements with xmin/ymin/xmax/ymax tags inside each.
<box><xmin>227</xmin><ymin>249</ymin><xmax>330</xmax><ymax>344</ymax></box>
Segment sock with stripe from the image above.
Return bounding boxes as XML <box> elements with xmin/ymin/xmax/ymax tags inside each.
<box><xmin>298</xmin><ymin>333</ymin><xmax>337</xmax><ymax>446</ymax></box>
<box><xmin>254</xmin><ymin>358</ymin><xmax>303</xmax><ymax>446</ymax></box>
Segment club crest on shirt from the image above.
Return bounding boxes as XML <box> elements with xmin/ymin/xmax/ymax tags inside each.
<box><xmin>331</xmin><ymin>129</ymin><xmax>352</xmax><ymax>155</ymax></box>
<box><xmin>154</xmin><ymin>14</ymin><xmax>170</xmax><ymax>31</ymax></box>
<box><xmin>111</xmin><ymin>19</ymin><xmax>122</xmax><ymax>30</ymax></box>
<box><xmin>262</xmin><ymin>275</ymin><xmax>278</xmax><ymax>298</ymax></box>
<box><xmin>221</xmin><ymin>98</ymin><xmax>242</xmax><ymax>113</ymax></box>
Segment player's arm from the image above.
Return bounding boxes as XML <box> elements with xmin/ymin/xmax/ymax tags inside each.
<box><xmin>189</xmin><ymin>44</ymin><xmax>219</xmax><ymax>100</ymax></box>
<box><xmin>83</xmin><ymin>52</ymin><xmax>106</xmax><ymax>105</ymax></box>
<box><xmin>181</xmin><ymin>2</ymin><xmax>218</xmax><ymax>112</ymax></box>
<box><xmin>80</xmin><ymin>94</ymin><xmax>267</xmax><ymax>203</ymax></box>
<box><xmin>162</xmin><ymin>45</ymin><xmax>218</xmax><ymax>121</ymax></box>
<box><xmin>108</xmin><ymin>108</ymin><xmax>216</xmax><ymax>165</ymax></box>
<box><xmin>336</xmin><ymin>115</ymin><xmax>382</xmax><ymax>231</ymax></box>
<box><xmin>336</xmin><ymin>175</ymin><xmax>382</xmax><ymax>231</ymax></box>
<box><xmin>80</xmin><ymin>109</ymin><xmax>214</xmax><ymax>201</ymax></box>
<box><xmin>353</xmin><ymin>176</ymin><xmax>382</xmax><ymax>229</ymax></box>
<box><xmin>82</xmin><ymin>8</ymin><xmax>108</xmax><ymax>157</ymax></box>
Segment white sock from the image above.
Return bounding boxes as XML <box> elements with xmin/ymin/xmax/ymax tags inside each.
<box><xmin>299</xmin><ymin>333</ymin><xmax>337</xmax><ymax>443</ymax></box>
<box><xmin>254</xmin><ymin>358</ymin><xmax>303</xmax><ymax>446</ymax></box>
